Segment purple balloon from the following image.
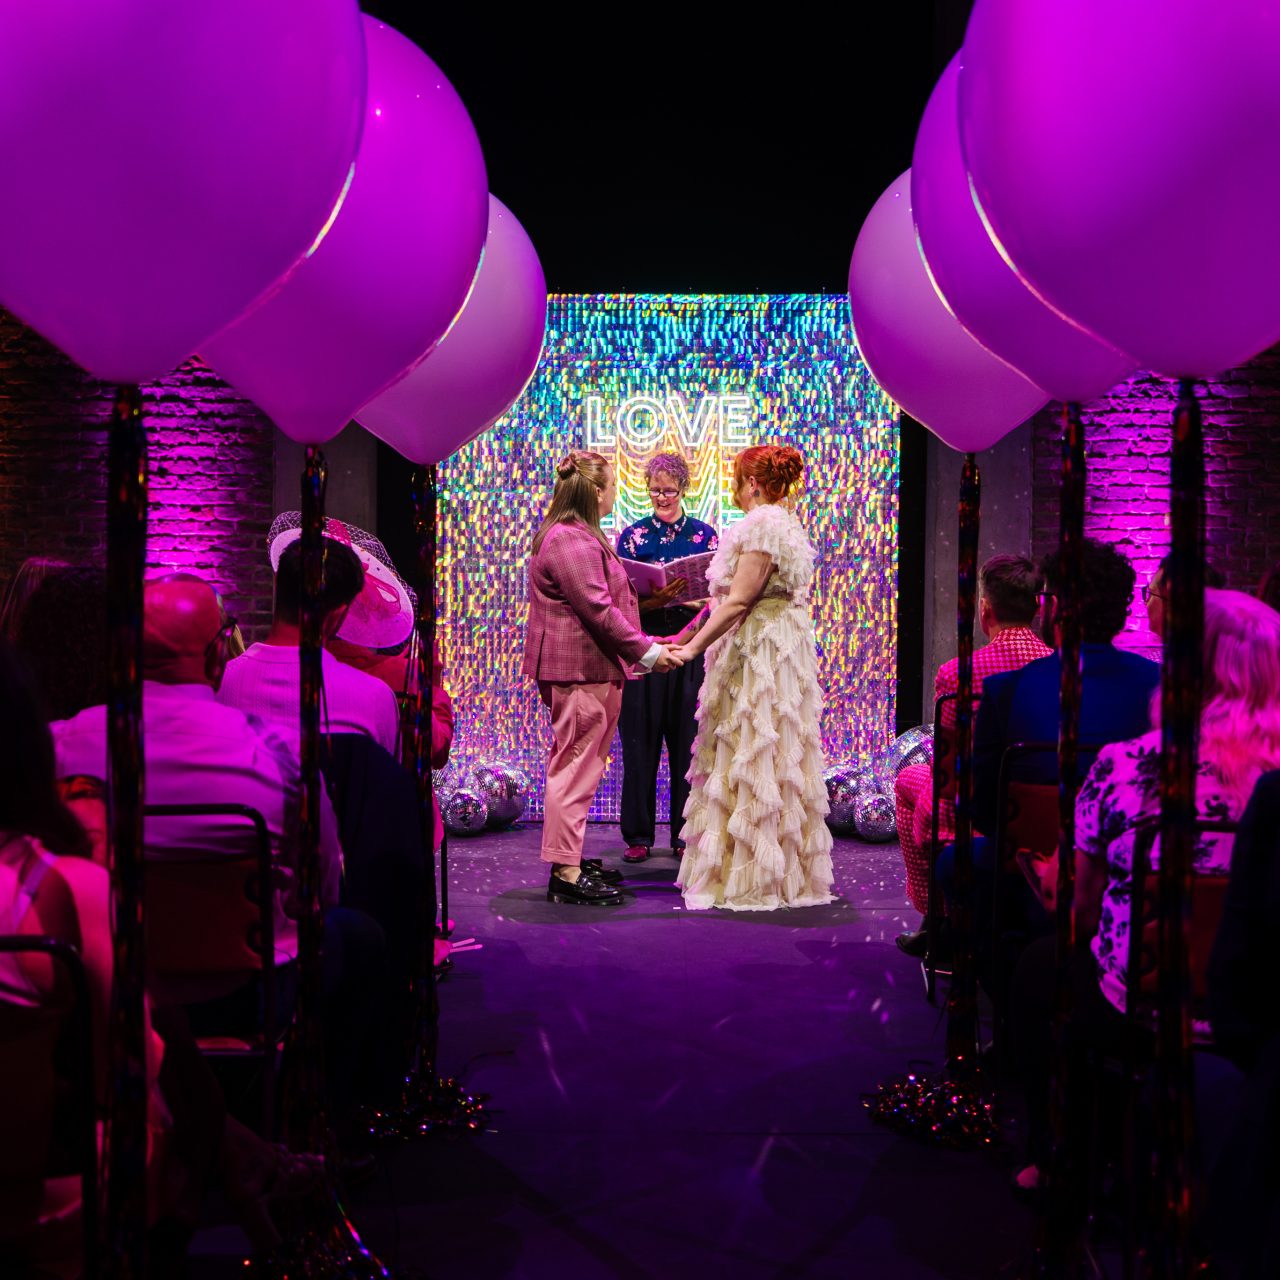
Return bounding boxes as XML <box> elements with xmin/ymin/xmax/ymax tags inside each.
<box><xmin>357</xmin><ymin>196</ymin><xmax>547</xmax><ymax>464</ymax></box>
<box><xmin>960</xmin><ymin>0</ymin><xmax>1280</xmax><ymax>378</ymax></box>
<box><xmin>0</xmin><ymin>1</ymin><xmax>366</xmax><ymax>384</ymax></box>
<box><xmin>203</xmin><ymin>18</ymin><xmax>488</xmax><ymax>443</ymax></box>
<box><xmin>912</xmin><ymin>57</ymin><xmax>1135</xmax><ymax>404</ymax></box>
<box><xmin>848</xmin><ymin>172</ymin><xmax>1047</xmax><ymax>452</ymax></box>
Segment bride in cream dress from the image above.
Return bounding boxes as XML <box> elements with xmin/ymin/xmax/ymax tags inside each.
<box><xmin>668</xmin><ymin>444</ymin><xmax>835</xmax><ymax>911</ymax></box>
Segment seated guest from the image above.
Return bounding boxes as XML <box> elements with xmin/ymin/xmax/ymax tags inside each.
<box><xmin>1208</xmin><ymin>768</ymin><xmax>1280</xmax><ymax>1073</ymax></box>
<box><xmin>51</xmin><ymin>574</ymin><xmax>343</xmax><ymax>965</ymax></box>
<box><xmin>1144</xmin><ymin>552</ymin><xmax>1225</xmax><ymax>638</ymax></box>
<box><xmin>12</xmin><ymin>565</ymin><xmax>109</xmax><ymax>723</ymax></box>
<box><xmin>48</xmin><ymin>577</ymin><xmax>393</xmax><ymax>1118</ymax></box>
<box><xmin>1205</xmin><ymin>770</ymin><xmax>1280</xmax><ymax>1276</ymax></box>
<box><xmin>218</xmin><ymin>536</ymin><xmax>400</xmax><ymax>755</ymax></box>
<box><xmin>0</xmin><ymin>556</ymin><xmax>70</xmax><ymax>642</ymax></box>
<box><xmin>971</xmin><ymin>539</ymin><xmax>1160</xmax><ymax>834</ymax></box>
<box><xmin>1012</xmin><ymin>588</ymin><xmax>1280</xmax><ymax>1194</ymax></box>
<box><xmin>0</xmin><ymin>641</ymin><xmax>317</xmax><ymax>1265</ymax></box>
<box><xmin>895</xmin><ymin>554</ymin><xmax>1050</xmax><ymax>955</ymax></box>
<box><xmin>319</xmin><ymin>518</ymin><xmax>418</xmax><ymax>699</ymax></box>
<box><xmin>935</xmin><ymin>539</ymin><xmax>1161</xmax><ymax>953</ymax></box>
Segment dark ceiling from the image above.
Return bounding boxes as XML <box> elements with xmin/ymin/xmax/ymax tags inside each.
<box><xmin>364</xmin><ymin>4</ymin><xmax>964</xmax><ymax>294</ymax></box>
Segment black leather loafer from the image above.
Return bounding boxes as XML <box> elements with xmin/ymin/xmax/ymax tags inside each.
<box><xmin>581</xmin><ymin>857</ymin><xmax>623</xmax><ymax>885</ymax></box>
<box><xmin>547</xmin><ymin>871</ymin><xmax>625</xmax><ymax>906</ymax></box>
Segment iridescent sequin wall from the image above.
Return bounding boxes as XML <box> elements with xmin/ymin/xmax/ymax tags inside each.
<box><xmin>439</xmin><ymin>295</ymin><xmax>899</xmax><ymax>821</ymax></box>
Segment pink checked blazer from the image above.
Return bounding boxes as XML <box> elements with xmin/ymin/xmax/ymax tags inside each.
<box><xmin>523</xmin><ymin>520</ymin><xmax>651</xmax><ymax>683</ymax></box>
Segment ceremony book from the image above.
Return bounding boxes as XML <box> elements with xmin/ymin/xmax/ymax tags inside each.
<box><xmin>620</xmin><ymin>550</ymin><xmax>715</xmax><ymax>605</ymax></box>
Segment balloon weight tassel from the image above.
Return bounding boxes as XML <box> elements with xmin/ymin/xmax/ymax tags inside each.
<box><xmin>864</xmin><ymin>1061</ymin><xmax>998</xmax><ymax>1150</ymax></box>
<box><xmin>244</xmin><ymin>1187</ymin><xmax>396</xmax><ymax>1279</ymax></box>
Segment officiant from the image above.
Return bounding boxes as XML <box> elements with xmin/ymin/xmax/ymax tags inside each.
<box><xmin>615</xmin><ymin>453</ymin><xmax>719</xmax><ymax>863</ymax></box>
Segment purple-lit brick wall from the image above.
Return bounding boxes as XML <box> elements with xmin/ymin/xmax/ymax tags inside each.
<box><xmin>1031</xmin><ymin>343</ymin><xmax>1280</xmax><ymax>651</ymax></box>
<box><xmin>0</xmin><ymin>311</ymin><xmax>277</xmax><ymax>636</ymax></box>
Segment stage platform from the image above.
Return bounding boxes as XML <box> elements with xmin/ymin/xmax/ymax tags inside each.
<box><xmin>192</xmin><ymin>825</ymin><xmax>1033</xmax><ymax>1278</ymax></box>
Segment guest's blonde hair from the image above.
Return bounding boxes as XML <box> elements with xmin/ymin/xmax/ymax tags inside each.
<box><xmin>532</xmin><ymin>450</ymin><xmax>614</xmax><ymax>555</ymax></box>
<box><xmin>1154</xmin><ymin>588</ymin><xmax>1280</xmax><ymax>809</ymax></box>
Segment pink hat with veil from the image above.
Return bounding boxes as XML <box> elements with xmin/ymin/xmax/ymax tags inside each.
<box><xmin>267</xmin><ymin>512</ymin><xmax>416</xmax><ymax>650</ymax></box>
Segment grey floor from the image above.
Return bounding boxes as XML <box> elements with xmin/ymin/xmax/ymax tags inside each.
<box><xmin>193</xmin><ymin>825</ymin><xmax>1034</xmax><ymax>1279</ymax></box>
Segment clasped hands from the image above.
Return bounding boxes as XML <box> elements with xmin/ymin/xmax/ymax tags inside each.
<box><xmin>653</xmin><ymin>642</ymin><xmax>694</xmax><ymax>671</ymax></box>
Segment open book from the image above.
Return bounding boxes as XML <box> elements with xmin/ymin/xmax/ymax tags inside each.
<box><xmin>620</xmin><ymin>550</ymin><xmax>716</xmax><ymax>606</ymax></box>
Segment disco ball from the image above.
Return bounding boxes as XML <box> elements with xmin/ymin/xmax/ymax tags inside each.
<box><xmin>470</xmin><ymin>759</ymin><xmax>530</xmax><ymax>829</ymax></box>
<box><xmin>887</xmin><ymin>725</ymin><xmax>934</xmax><ymax>780</ymax></box>
<box><xmin>853</xmin><ymin>777</ymin><xmax>897</xmax><ymax>843</ymax></box>
<box><xmin>432</xmin><ymin>758</ymin><xmax>468</xmax><ymax>802</ymax></box>
<box><xmin>824</xmin><ymin>763</ymin><xmax>869</xmax><ymax>836</ymax></box>
<box><xmin>442</xmin><ymin>787</ymin><xmax>488</xmax><ymax>836</ymax></box>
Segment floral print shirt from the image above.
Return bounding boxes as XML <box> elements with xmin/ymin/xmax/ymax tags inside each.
<box><xmin>1077</xmin><ymin>729</ymin><xmax>1238</xmax><ymax>1012</ymax></box>
<box><xmin>616</xmin><ymin>512</ymin><xmax>718</xmax><ymax>564</ymax></box>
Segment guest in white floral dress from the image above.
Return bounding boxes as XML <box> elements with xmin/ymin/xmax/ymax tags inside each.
<box><xmin>1011</xmin><ymin>588</ymin><xmax>1280</xmax><ymax>1191</ymax></box>
<box><xmin>668</xmin><ymin>445</ymin><xmax>835</xmax><ymax>912</ymax></box>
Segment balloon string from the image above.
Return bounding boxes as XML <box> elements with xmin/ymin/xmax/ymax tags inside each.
<box><xmin>945</xmin><ymin>452</ymin><xmax>980</xmax><ymax>1069</ymax></box>
<box><xmin>104</xmin><ymin>384</ymin><xmax>148</xmax><ymax>1280</ymax></box>
<box><xmin>1039</xmin><ymin>399</ymin><xmax>1087</xmax><ymax>1261</ymax></box>
<box><xmin>1154</xmin><ymin>380</ymin><xmax>1204</xmax><ymax>1277</ymax></box>
<box><xmin>285</xmin><ymin>446</ymin><xmax>331</xmax><ymax>1156</ymax></box>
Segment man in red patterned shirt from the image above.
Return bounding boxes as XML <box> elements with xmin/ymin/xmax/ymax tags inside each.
<box><xmin>895</xmin><ymin>554</ymin><xmax>1051</xmax><ymax>956</ymax></box>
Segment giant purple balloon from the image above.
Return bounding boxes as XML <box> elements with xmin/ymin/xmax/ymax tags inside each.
<box><xmin>203</xmin><ymin>18</ymin><xmax>488</xmax><ymax>443</ymax></box>
<box><xmin>357</xmin><ymin>196</ymin><xmax>547</xmax><ymax>464</ymax></box>
<box><xmin>848</xmin><ymin>172</ymin><xmax>1047</xmax><ymax>452</ymax></box>
<box><xmin>912</xmin><ymin>57</ymin><xmax>1136</xmax><ymax>404</ymax></box>
<box><xmin>0</xmin><ymin>1</ymin><xmax>366</xmax><ymax>384</ymax></box>
<box><xmin>960</xmin><ymin>0</ymin><xmax>1280</xmax><ymax>378</ymax></box>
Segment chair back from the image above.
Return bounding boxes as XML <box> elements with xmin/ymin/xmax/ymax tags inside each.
<box><xmin>0</xmin><ymin>937</ymin><xmax>97</xmax><ymax>1278</ymax></box>
<box><xmin>141</xmin><ymin>805</ymin><xmax>273</xmax><ymax>981</ymax></box>
<box><xmin>141</xmin><ymin>804</ymin><xmax>277</xmax><ymax>1137</ymax></box>
<box><xmin>1127</xmin><ymin>816</ymin><xmax>1236</xmax><ymax>1018</ymax></box>
<box><xmin>994</xmin><ymin>742</ymin><xmax>1059</xmax><ymax>872</ymax></box>
<box><xmin>931</xmin><ymin>692</ymin><xmax>961</xmax><ymax>814</ymax></box>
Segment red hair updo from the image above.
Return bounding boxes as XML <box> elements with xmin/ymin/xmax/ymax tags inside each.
<box><xmin>733</xmin><ymin>444</ymin><xmax>804</xmax><ymax>503</ymax></box>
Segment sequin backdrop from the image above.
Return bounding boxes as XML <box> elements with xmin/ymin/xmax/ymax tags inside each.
<box><xmin>439</xmin><ymin>295</ymin><xmax>899</xmax><ymax>821</ymax></box>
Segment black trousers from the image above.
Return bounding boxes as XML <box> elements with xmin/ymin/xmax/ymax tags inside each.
<box><xmin>620</xmin><ymin>609</ymin><xmax>704</xmax><ymax>847</ymax></box>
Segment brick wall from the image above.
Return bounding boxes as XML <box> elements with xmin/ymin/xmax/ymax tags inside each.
<box><xmin>1030</xmin><ymin>343</ymin><xmax>1280</xmax><ymax>651</ymax></box>
<box><xmin>0</xmin><ymin>310</ymin><xmax>277</xmax><ymax>637</ymax></box>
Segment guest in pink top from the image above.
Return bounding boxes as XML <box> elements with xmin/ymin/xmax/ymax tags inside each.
<box><xmin>523</xmin><ymin>450</ymin><xmax>683</xmax><ymax>905</ymax></box>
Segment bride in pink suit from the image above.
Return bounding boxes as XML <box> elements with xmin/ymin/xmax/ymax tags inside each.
<box><xmin>524</xmin><ymin>450</ymin><xmax>682</xmax><ymax>906</ymax></box>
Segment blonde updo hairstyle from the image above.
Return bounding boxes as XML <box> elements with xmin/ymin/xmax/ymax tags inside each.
<box><xmin>532</xmin><ymin>449</ymin><xmax>615</xmax><ymax>554</ymax></box>
<box><xmin>733</xmin><ymin>444</ymin><xmax>804</xmax><ymax>504</ymax></box>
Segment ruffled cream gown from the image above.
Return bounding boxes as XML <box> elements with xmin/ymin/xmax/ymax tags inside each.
<box><xmin>677</xmin><ymin>502</ymin><xmax>835</xmax><ymax>911</ymax></box>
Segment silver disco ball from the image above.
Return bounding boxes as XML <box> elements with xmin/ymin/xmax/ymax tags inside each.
<box><xmin>442</xmin><ymin>787</ymin><xmax>488</xmax><ymax>836</ymax></box>
<box><xmin>432</xmin><ymin>758</ymin><xmax>468</xmax><ymax>802</ymax></box>
<box><xmin>886</xmin><ymin>725</ymin><xmax>935</xmax><ymax>781</ymax></box>
<box><xmin>470</xmin><ymin>759</ymin><xmax>530</xmax><ymax>829</ymax></box>
<box><xmin>853</xmin><ymin>777</ymin><xmax>898</xmax><ymax>843</ymax></box>
<box><xmin>824</xmin><ymin>763</ymin><xmax>869</xmax><ymax>836</ymax></box>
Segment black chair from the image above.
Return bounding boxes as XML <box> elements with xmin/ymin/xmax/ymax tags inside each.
<box><xmin>1101</xmin><ymin>814</ymin><xmax>1237</xmax><ymax>1268</ymax></box>
<box><xmin>0</xmin><ymin>935</ymin><xmax>98</xmax><ymax>1280</ymax></box>
<box><xmin>923</xmin><ymin>690</ymin><xmax>984</xmax><ymax>1002</ymax></box>
<box><xmin>142</xmin><ymin>803</ymin><xmax>278</xmax><ymax>1138</ymax></box>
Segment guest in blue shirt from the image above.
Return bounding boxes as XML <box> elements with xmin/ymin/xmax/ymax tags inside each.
<box><xmin>615</xmin><ymin>452</ymin><xmax>718</xmax><ymax>863</ymax></box>
<box><xmin>936</xmin><ymin>538</ymin><xmax>1160</xmax><ymax>961</ymax></box>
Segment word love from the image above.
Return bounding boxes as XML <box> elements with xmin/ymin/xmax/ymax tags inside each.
<box><xmin>584</xmin><ymin>392</ymin><xmax>754</xmax><ymax>449</ymax></box>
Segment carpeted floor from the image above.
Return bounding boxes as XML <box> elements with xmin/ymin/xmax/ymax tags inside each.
<box><xmin>192</xmin><ymin>825</ymin><xmax>1034</xmax><ymax>1278</ymax></box>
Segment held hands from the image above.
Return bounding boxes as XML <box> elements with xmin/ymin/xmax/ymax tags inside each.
<box><xmin>662</xmin><ymin>644</ymin><xmax>695</xmax><ymax>667</ymax></box>
<box><xmin>653</xmin><ymin>644</ymin><xmax>686</xmax><ymax>672</ymax></box>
